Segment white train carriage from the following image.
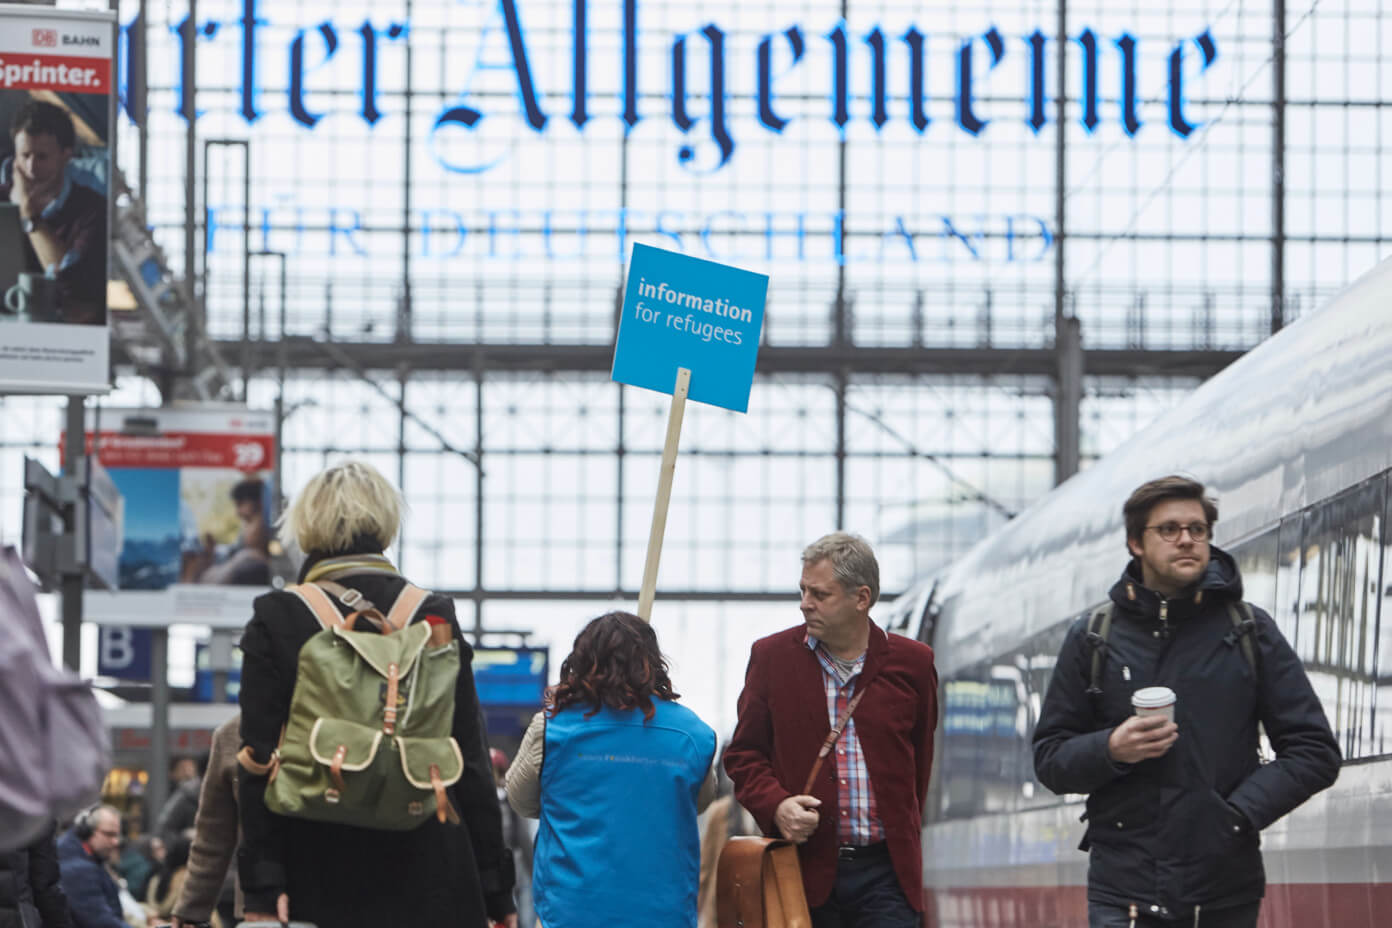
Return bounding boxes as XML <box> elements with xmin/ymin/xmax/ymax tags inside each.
<box><xmin>886</xmin><ymin>257</ymin><xmax>1392</xmax><ymax>927</ymax></box>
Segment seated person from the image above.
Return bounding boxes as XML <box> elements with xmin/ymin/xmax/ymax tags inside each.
<box><xmin>0</xmin><ymin>99</ymin><xmax>106</xmax><ymax>325</ymax></box>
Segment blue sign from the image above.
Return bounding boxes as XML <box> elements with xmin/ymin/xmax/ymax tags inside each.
<box><xmin>192</xmin><ymin>642</ymin><xmax>243</xmax><ymax>703</ymax></box>
<box><xmin>612</xmin><ymin>244</ymin><xmax>769</xmax><ymax>413</ymax></box>
<box><xmin>98</xmin><ymin>627</ymin><xmax>153</xmax><ymax>681</ymax></box>
<box><xmin>475</xmin><ymin>646</ymin><xmax>548</xmax><ymax>707</ymax></box>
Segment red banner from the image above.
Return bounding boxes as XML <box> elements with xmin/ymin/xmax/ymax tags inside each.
<box><xmin>61</xmin><ymin>432</ymin><xmax>275</xmax><ymax>470</ymax></box>
<box><xmin>0</xmin><ymin>52</ymin><xmax>110</xmax><ymax>93</ymax></box>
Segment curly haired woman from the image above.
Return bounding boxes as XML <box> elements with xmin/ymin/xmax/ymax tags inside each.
<box><xmin>506</xmin><ymin>611</ymin><xmax>717</xmax><ymax>928</ymax></box>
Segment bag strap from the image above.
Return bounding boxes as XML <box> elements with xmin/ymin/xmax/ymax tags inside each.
<box><xmin>1224</xmin><ymin>601</ymin><xmax>1260</xmax><ymax>677</ymax></box>
<box><xmin>315</xmin><ymin>579</ymin><xmax>392</xmax><ymax>631</ymax></box>
<box><xmin>1084</xmin><ymin>603</ymin><xmax>1114</xmax><ymax>697</ymax></box>
<box><xmin>314</xmin><ymin>579</ymin><xmax>376</xmax><ymax>613</ymax></box>
<box><xmin>384</xmin><ymin>584</ymin><xmax>429</xmax><ymax>632</ymax></box>
<box><xmin>296</xmin><ymin>580</ymin><xmax>430</xmax><ymax>633</ymax></box>
<box><xmin>1081</xmin><ymin>599</ymin><xmax>1258</xmax><ymax>691</ymax></box>
<box><xmin>766</xmin><ymin>844</ymin><xmax>811</xmax><ymax>928</ymax></box>
<box><xmin>801</xmin><ymin>683</ymin><xmax>868</xmax><ymax>795</ymax></box>
<box><xmin>288</xmin><ymin>583</ymin><xmax>355</xmax><ymax>631</ymax></box>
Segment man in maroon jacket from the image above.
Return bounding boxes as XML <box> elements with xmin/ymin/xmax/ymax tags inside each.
<box><xmin>725</xmin><ymin>532</ymin><xmax>939</xmax><ymax>926</ymax></box>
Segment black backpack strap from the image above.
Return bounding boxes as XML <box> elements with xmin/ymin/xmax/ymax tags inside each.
<box><xmin>1084</xmin><ymin>603</ymin><xmax>1114</xmax><ymax>697</ymax></box>
<box><xmin>1224</xmin><ymin>601</ymin><xmax>1260</xmax><ymax>677</ymax></box>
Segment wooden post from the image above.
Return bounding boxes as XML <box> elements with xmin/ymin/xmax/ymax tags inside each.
<box><xmin>637</xmin><ymin>367</ymin><xmax>691</xmax><ymax>621</ymax></box>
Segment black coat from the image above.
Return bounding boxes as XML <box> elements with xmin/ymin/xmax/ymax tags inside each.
<box><xmin>237</xmin><ymin>559</ymin><xmax>514</xmax><ymax>928</ymax></box>
<box><xmin>0</xmin><ymin>824</ymin><xmax>71</xmax><ymax>928</ymax></box>
<box><xmin>1032</xmin><ymin>547</ymin><xmax>1341</xmax><ymax>916</ymax></box>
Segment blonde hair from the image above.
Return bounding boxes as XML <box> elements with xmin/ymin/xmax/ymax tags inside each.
<box><xmin>280</xmin><ymin>460</ymin><xmax>403</xmax><ymax>555</ymax></box>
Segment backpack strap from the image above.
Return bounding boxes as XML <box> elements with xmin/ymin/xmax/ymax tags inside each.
<box><xmin>1224</xmin><ymin>601</ymin><xmax>1260</xmax><ymax>677</ymax></box>
<box><xmin>1084</xmin><ymin>603</ymin><xmax>1114</xmax><ymax>698</ymax></box>
<box><xmin>383</xmin><ymin>584</ymin><xmax>430</xmax><ymax>632</ymax></box>
<box><xmin>288</xmin><ymin>583</ymin><xmax>355</xmax><ymax>631</ymax></box>
<box><xmin>296</xmin><ymin>580</ymin><xmax>429</xmax><ymax>633</ymax></box>
<box><xmin>314</xmin><ymin>579</ymin><xmax>377</xmax><ymax>614</ymax></box>
<box><xmin>313</xmin><ymin>579</ymin><xmax>393</xmax><ymax>631</ymax></box>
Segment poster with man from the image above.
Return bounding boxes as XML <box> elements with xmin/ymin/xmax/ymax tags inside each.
<box><xmin>71</xmin><ymin>406</ymin><xmax>277</xmax><ymax>591</ymax></box>
<box><xmin>0</xmin><ymin>5</ymin><xmax>115</xmax><ymax>393</ymax></box>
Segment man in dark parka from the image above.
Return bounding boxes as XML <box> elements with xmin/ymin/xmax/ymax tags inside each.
<box><xmin>1033</xmin><ymin>476</ymin><xmax>1340</xmax><ymax>928</ymax></box>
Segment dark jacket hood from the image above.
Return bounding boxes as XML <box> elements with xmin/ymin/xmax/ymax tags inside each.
<box><xmin>1110</xmin><ymin>544</ymin><xmax>1243</xmax><ymax>622</ymax></box>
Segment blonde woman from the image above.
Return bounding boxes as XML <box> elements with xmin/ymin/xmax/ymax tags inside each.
<box><xmin>235</xmin><ymin>461</ymin><xmax>517</xmax><ymax>928</ymax></box>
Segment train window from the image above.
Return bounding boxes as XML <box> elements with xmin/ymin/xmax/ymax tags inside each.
<box><xmin>939</xmin><ymin>667</ymin><xmax>1018</xmax><ymax>819</ymax></box>
<box><xmin>1294</xmin><ymin>476</ymin><xmax>1385</xmax><ymax>761</ymax></box>
<box><xmin>1377</xmin><ymin>478</ymin><xmax>1392</xmax><ymax>757</ymax></box>
<box><xmin>1273</xmin><ymin>517</ymin><xmax>1303</xmax><ymax>643</ymax></box>
<box><xmin>937</xmin><ymin>620</ymin><xmax>1070</xmax><ymax>821</ymax></box>
<box><xmin>1018</xmin><ymin>619</ymin><xmax>1070</xmax><ymax>809</ymax></box>
<box><xmin>1228</xmin><ymin>528</ymin><xmax>1278</xmax><ymax>617</ymax></box>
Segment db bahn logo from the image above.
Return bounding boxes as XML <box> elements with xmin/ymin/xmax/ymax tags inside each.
<box><xmin>32</xmin><ymin>29</ymin><xmax>58</xmax><ymax>48</ymax></box>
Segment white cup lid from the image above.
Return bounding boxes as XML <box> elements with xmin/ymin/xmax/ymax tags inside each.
<box><xmin>1131</xmin><ymin>686</ymin><xmax>1176</xmax><ymax>708</ymax></box>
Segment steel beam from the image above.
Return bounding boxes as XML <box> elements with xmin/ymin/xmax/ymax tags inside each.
<box><xmin>191</xmin><ymin>338</ymin><xmax>1241</xmax><ymax>380</ymax></box>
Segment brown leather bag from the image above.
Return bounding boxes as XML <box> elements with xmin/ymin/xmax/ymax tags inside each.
<box><xmin>716</xmin><ymin>836</ymin><xmax>811</xmax><ymax>928</ymax></box>
<box><xmin>716</xmin><ymin>684</ymin><xmax>869</xmax><ymax>927</ymax></box>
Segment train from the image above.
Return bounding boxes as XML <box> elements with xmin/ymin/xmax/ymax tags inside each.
<box><xmin>880</xmin><ymin>256</ymin><xmax>1392</xmax><ymax>927</ymax></box>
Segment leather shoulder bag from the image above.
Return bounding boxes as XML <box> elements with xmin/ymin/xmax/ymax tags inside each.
<box><xmin>716</xmin><ymin>683</ymin><xmax>869</xmax><ymax>928</ymax></box>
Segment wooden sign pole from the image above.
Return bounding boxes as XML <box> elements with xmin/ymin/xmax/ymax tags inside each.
<box><xmin>637</xmin><ymin>367</ymin><xmax>691</xmax><ymax>622</ymax></box>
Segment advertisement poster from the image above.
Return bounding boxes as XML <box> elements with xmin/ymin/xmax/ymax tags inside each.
<box><xmin>70</xmin><ymin>406</ymin><xmax>276</xmax><ymax>592</ymax></box>
<box><xmin>0</xmin><ymin>5</ymin><xmax>114</xmax><ymax>394</ymax></box>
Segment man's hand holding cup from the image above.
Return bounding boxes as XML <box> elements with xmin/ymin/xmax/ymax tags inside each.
<box><xmin>1108</xmin><ymin>686</ymin><xmax>1178</xmax><ymax>763</ymax></box>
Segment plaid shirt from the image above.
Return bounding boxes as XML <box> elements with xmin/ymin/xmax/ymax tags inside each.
<box><xmin>805</xmin><ymin>634</ymin><xmax>886</xmax><ymax>846</ymax></box>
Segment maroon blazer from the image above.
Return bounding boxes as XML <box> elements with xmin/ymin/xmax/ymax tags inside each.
<box><xmin>724</xmin><ymin>620</ymin><xmax>939</xmax><ymax>911</ymax></box>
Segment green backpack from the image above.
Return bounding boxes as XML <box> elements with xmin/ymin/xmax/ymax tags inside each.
<box><xmin>262</xmin><ymin>580</ymin><xmax>465</xmax><ymax>830</ymax></box>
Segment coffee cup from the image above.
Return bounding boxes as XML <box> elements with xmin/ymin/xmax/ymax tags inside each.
<box><xmin>4</xmin><ymin>272</ymin><xmax>57</xmax><ymax>322</ymax></box>
<box><xmin>1131</xmin><ymin>686</ymin><xmax>1176</xmax><ymax>722</ymax></box>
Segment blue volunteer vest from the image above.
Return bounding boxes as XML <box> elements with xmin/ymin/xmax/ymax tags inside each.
<box><xmin>535</xmin><ymin>700</ymin><xmax>716</xmax><ymax>928</ymax></box>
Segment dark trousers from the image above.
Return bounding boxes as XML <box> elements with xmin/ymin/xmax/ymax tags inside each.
<box><xmin>1088</xmin><ymin>901</ymin><xmax>1260</xmax><ymax>928</ymax></box>
<box><xmin>810</xmin><ymin>845</ymin><xmax>918</xmax><ymax>928</ymax></box>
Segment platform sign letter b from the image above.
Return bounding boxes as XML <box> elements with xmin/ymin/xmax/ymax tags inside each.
<box><xmin>98</xmin><ymin>627</ymin><xmax>153</xmax><ymax>681</ymax></box>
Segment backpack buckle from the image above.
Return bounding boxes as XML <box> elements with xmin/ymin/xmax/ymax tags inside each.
<box><xmin>325</xmin><ymin>788</ymin><xmax>341</xmax><ymax>804</ymax></box>
<box><xmin>338</xmin><ymin>588</ymin><xmax>364</xmax><ymax>607</ymax></box>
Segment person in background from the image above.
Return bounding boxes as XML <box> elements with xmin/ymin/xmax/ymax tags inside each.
<box><xmin>170</xmin><ymin>714</ymin><xmax>242</xmax><ymax>928</ymax></box>
<box><xmin>492</xmin><ymin>749</ymin><xmax>534</xmax><ymax>928</ymax></box>
<box><xmin>0</xmin><ymin>822</ymin><xmax>73</xmax><ymax>928</ymax></box>
<box><xmin>506</xmin><ymin>611</ymin><xmax>717</xmax><ymax>928</ymax></box>
<box><xmin>56</xmin><ymin>806</ymin><xmax>129</xmax><ymax>928</ymax></box>
<box><xmin>116</xmin><ymin>837</ymin><xmax>163</xmax><ymax>907</ymax></box>
<box><xmin>236</xmin><ymin>460</ymin><xmax>517</xmax><ymax>928</ymax></box>
<box><xmin>142</xmin><ymin>837</ymin><xmax>191</xmax><ymax>925</ymax></box>
<box><xmin>189</xmin><ymin>480</ymin><xmax>272</xmax><ymax>586</ymax></box>
<box><xmin>154</xmin><ymin>758</ymin><xmax>201</xmax><ymax>848</ymax></box>
<box><xmin>695</xmin><ymin>747</ymin><xmax>757</xmax><ymax>928</ymax></box>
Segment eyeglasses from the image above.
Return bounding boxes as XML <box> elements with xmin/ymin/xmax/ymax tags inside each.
<box><xmin>1145</xmin><ymin>521</ymin><xmax>1211</xmax><ymax>543</ymax></box>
